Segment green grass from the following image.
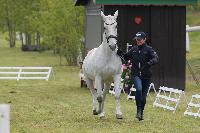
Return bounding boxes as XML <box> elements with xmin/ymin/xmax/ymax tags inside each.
<box><xmin>0</xmin><ymin>10</ymin><xmax>199</xmax><ymax>133</ymax></box>
<box><xmin>186</xmin><ymin>10</ymin><xmax>200</xmax><ymax>82</ymax></box>
<box><xmin>0</xmin><ymin>47</ymin><xmax>198</xmax><ymax>133</ymax></box>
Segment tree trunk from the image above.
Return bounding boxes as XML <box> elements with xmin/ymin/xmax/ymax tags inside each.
<box><xmin>36</xmin><ymin>31</ymin><xmax>40</xmax><ymax>46</ymax></box>
<box><xmin>20</xmin><ymin>32</ymin><xmax>24</xmax><ymax>46</ymax></box>
<box><xmin>25</xmin><ymin>32</ymin><xmax>28</xmax><ymax>45</ymax></box>
<box><xmin>28</xmin><ymin>33</ymin><xmax>31</xmax><ymax>45</ymax></box>
<box><xmin>8</xmin><ymin>28</ymin><xmax>16</xmax><ymax>48</ymax></box>
<box><xmin>25</xmin><ymin>33</ymin><xmax>31</xmax><ymax>45</ymax></box>
<box><xmin>5</xmin><ymin>3</ymin><xmax>16</xmax><ymax>48</ymax></box>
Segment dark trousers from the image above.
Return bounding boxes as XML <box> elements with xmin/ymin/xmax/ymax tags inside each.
<box><xmin>133</xmin><ymin>76</ymin><xmax>150</xmax><ymax>111</ymax></box>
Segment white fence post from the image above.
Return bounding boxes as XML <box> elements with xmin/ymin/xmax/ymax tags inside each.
<box><xmin>126</xmin><ymin>43</ymin><xmax>132</xmax><ymax>52</ymax></box>
<box><xmin>17</xmin><ymin>68</ymin><xmax>22</xmax><ymax>81</ymax></box>
<box><xmin>0</xmin><ymin>104</ymin><xmax>10</xmax><ymax>133</ymax></box>
<box><xmin>186</xmin><ymin>25</ymin><xmax>190</xmax><ymax>52</ymax></box>
<box><xmin>46</xmin><ymin>67</ymin><xmax>52</xmax><ymax>81</ymax></box>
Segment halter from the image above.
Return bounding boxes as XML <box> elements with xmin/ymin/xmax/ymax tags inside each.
<box><xmin>104</xmin><ymin>22</ymin><xmax>118</xmax><ymax>44</ymax></box>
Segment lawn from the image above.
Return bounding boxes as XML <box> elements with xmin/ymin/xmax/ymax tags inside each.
<box><xmin>0</xmin><ymin>10</ymin><xmax>199</xmax><ymax>133</ymax></box>
<box><xmin>0</xmin><ymin>45</ymin><xmax>198</xmax><ymax>133</ymax></box>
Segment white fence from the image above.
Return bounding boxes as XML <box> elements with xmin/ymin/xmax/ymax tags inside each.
<box><xmin>184</xmin><ymin>94</ymin><xmax>200</xmax><ymax>118</ymax></box>
<box><xmin>0</xmin><ymin>67</ymin><xmax>52</xmax><ymax>81</ymax></box>
<box><xmin>0</xmin><ymin>104</ymin><xmax>10</xmax><ymax>133</ymax></box>
<box><xmin>186</xmin><ymin>25</ymin><xmax>200</xmax><ymax>52</ymax></box>
<box><xmin>127</xmin><ymin>85</ymin><xmax>136</xmax><ymax>100</ymax></box>
<box><xmin>109</xmin><ymin>79</ymin><xmax>125</xmax><ymax>95</ymax></box>
<box><xmin>153</xmin><ymin>86</ymin><xmax>187</xmax><ymax>113</ymax></box>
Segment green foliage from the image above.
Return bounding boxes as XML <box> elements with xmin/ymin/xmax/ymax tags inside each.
<box><xmin>38</xmin><ymin>0</ymin><xmax>84</xmax><ymax>65</ymax></box>
<box><xmin>0</xmin><ymin>0</ymin><xmax>84</xmax><ymax>65</ymax></box>
<box><xmin>186</xmin><ymin>10</ymin><xmax>200</xmax><ymax>86</ymax></box>
<box><xmin>187</xmin><ymin>0</ymin><xmax>200</xmax><ymax>11</ymax></box>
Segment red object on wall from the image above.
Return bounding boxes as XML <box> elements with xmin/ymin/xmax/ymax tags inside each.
<box><xmin>134</xmin><ymin>16</ymin><xmax>142</xmax><ymax>24</ymax></box>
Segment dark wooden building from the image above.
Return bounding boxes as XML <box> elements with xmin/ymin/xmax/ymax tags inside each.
<box><xmin>75</xmin><ymin>0</ymin><xmax>197</xmax><ymax>90</ymax></box>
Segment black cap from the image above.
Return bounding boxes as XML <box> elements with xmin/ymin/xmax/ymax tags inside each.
<box><xmin>134</xmin><ymin>32</ymin><xmax>146</xmax><ymax>40</ymax></box>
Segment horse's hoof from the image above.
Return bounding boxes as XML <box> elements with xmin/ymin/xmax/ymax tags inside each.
<box><xmin>99</xmin><ymin>115</ymin><xmax>105</xmax><ymax>119</ymax></box>
<box><xmin>93</xmin><ymin>110</ymin><xmax>98</xmax><ymax>115</ymax></box>
<box><xmin>99</xmin><ymin>112</ymin><xmax>105</xmax><ymax>119</ymax></box>
<box><xmin>116</xmin><ymin>114</ymin><xmax>123</xmax><ymax>119</ymax></box>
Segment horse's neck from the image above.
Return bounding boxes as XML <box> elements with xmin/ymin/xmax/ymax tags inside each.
<box><xmin>102</xmin><ymin>32</ymin><xmax>107</xmax><ymax>45</ymax></box>
<box><xmin>100</xmin><ymin>32</ymin><xmax>112</xmax><ymax>56</ymax></box>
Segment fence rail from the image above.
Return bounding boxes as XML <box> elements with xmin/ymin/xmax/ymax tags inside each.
<box><xmin>0</xmin><ymin>67</ymin><xmax>52</xmax><ymax>81</ymax></box>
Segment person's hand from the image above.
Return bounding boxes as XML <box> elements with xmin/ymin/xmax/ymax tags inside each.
<box><xmin>117</xmin><ymin>49</ymin><xmax>124</xmax><ymax>56</ymax></box>
<box><xmin>147</xmin><ymin>61</ymin><xmax>151</xmax><ymax>66</ymax></box>
<box><xmin>141</xmin><ymin>62</ymin><xmax>151</xmax><ymax>70</ymax></box>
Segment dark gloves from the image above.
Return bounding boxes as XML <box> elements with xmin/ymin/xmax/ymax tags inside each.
<box><xmin>147</xmin><ymin>59</ymin><xmax>156</xmax><ymax>66</ymax></box>
<box><xmin>116</xmin><ymin>49</ymin><xmax>126</xmax><ymax>63</ymax></box>
<box><xmin>141</xmin><ymin>62</ymin><xmax>151</xmax><ymax>71</ymax></box>
<box><xmin>146</xmin><ymin>61</ymin><xmax>151</xmax><ymax>66</ymax></box>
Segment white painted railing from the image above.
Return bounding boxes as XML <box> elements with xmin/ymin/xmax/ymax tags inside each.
<box><xmin>184</xmin><ymin>94</ymin><xmax>200</xmax><ymax>118</ymax></box>
<box><xmin>186</xmin><ymin>25</ymin><xmax>200</xmax><ymax>52</ymax></box>
<box><xmin>0</xmin><ymin>67</ymin><xmax>52</xmax><ymax>81</ymax></box>
<box><xmin>153</xmin><ymin>86</ymin><xmax>188</xmax><ymax>113</ymax></box>
<box><xmin>186</xmin><ymin>26</ymin><xmax>200</xmax><ymax>32</ymax></box>
<box><xmin>0</xmin><ymin>104</ymin><xmax>10</xmax><ymax>133</ymax></box>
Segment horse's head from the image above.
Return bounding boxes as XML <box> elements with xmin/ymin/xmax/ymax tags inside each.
<box><xmin>101</xmin><ymin>10</ymin><xmax>118</xmax><ymax>51</ymax></box>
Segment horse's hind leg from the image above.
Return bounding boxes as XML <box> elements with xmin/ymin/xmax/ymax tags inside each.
<box><xmin>85</xmin><ymin>77</ymin><xmax>98</xmax><ymax>115</ymax></box>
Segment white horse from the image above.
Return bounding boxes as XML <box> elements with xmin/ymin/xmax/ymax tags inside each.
<box><xmin>82</xmin><ymin>10</ymin><xmax>123</xmax><ymax>119</ymax></box>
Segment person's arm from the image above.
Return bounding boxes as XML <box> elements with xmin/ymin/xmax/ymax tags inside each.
<box><xmin>147</xmin><ymin>47</ymin><xmax>159</xmax><ymax>66</ymax></box>
<box><xmin>117</xmin><ymin>48</ymin><xmax>133</xmax><ymax>61</ymax></box>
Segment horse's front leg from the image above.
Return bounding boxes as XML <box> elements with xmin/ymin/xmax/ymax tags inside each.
<box><xmin>95</xmin><ymin>75</ymin><xmax>104</xmax><ymax>117</ymax></box>
<box><xmin>98</xmin><ymin>82</ymin><xmax>110</xmax><ymax>118</ymax></box>
<box><xmin>114</xmin><ymin>74</ymin><xmax>123</xmax><ymax>119</ymax></box>
<box><xmin>85</xmin><ymin>77</ymin><xmax>98</xmax><ymax>115</ymax></box>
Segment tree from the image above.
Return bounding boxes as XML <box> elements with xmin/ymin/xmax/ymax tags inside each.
<box><xmin>0</xmin><ymin>0</ymin><xmax>19</xmax><ymax>47</ymax></box>
<box><xmin>39</xmin><ymin>0</ymin><xmax>84</xmax><ymax>65</ymax></box>
<box><xmin>0</xmin><ymin>0</ymin><xmax>84</xmax><ymax>65</ymax></box>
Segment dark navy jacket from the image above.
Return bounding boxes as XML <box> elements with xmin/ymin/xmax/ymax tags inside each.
<box><xmin>118</xmin><ymin>43</ymin><xmax>159</xmax><ymax>79</ymax></box>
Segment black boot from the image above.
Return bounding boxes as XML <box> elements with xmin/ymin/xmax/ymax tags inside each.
<box><xmin>140</xmin><ymin>110</ymin><xmax>144</xmax><ymax>121</ymax></box>
<box><xmin>135</xmin><ymin>108</ymin><xmax>144</xmax><ymax>121</ymax></box>
<box><xmin>135</xmin><ymin>108</ymin><xmax>139</xmax><ymax>118</ymax></box>
<box><xmin>135</xmin><ymin>107</ymin><xmax>143</xmax><ymax>121</ymax></box>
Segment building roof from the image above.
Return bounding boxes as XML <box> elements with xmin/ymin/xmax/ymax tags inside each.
<box><xmin>96</xmin><ymin>0</ymin><xmax>197</xmax><ymax>5</ymax></box>
<box><xmin>75</xmin><ymin>0</ymin><xmax>89</xmax><ymax>6</ymax></box>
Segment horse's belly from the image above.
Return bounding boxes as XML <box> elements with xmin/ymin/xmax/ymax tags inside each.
<box><xmin>102</xmin><ymin>65</ymin><xmax>121</xmax><ymax>77</ymax></box>
<box><xmin>82</xmin><ymin>48</ymin><xmax>122</xmax><ymax>80</ymax></box>
<box><xmin>83</xmin><ymin>63</ymin><xmax>121</xmax><ymax>80</ymax></box>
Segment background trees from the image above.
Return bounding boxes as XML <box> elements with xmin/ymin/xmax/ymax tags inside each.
<box><xmin>0</xmin><ymin>0</ymin><xmax>199</xmax><ymax>65</ymax></box>
<box><xmin>0</xmin><ymin>0</ymin><xmax>84</xmax><ymax>65</ymax></box>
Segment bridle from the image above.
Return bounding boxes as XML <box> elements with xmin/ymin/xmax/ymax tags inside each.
<box><xmin>104</xmin><ymin>22</ymin><xmax>118</xmax><ymax>44</ymax></box>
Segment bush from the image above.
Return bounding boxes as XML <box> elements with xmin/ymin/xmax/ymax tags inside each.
<box><xmin>121</xmin><ymin>60</ymin><xmax>133</xmax><ymax>89</ymax></box>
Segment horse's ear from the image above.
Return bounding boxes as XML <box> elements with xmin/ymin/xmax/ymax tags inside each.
<box><xmin>101</xmin><ymin>11</ymin><xmax>106</xmax><ymax>21</ymax></box>
<box><xmin>114</xmin><ymin>10</ymin><xmax>118</xmax><ymax>19</ymax></box>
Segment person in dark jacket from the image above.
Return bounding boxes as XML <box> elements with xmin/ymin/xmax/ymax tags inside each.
<box><xmin>117</xmin><ymin>32</ymin><xmax>159</xmax><ymax>121</ymax></box>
